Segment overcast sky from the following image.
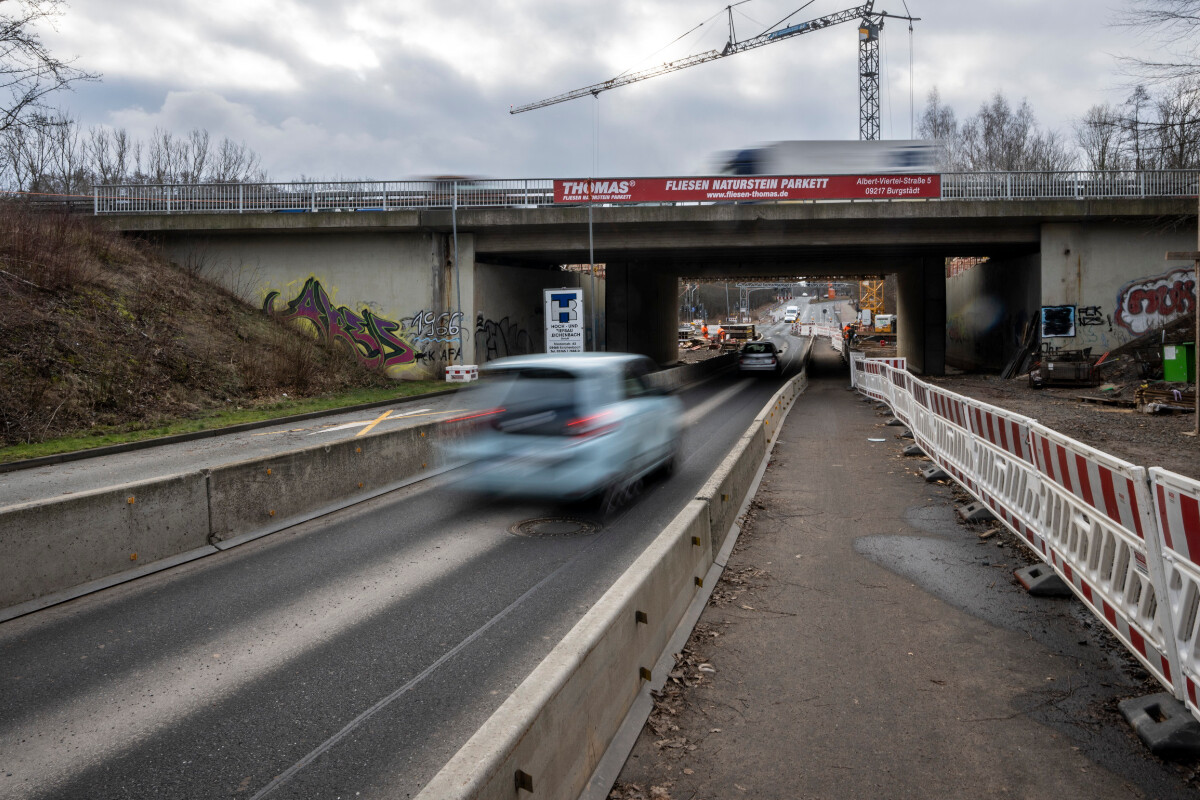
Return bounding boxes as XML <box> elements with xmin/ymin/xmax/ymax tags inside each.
<box><xmin>36</xmin><ymin>0</ymin><xmax>1165</xmax><ymax>181</ymax></box>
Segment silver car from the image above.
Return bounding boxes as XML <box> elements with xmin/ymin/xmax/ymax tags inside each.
<box><xmin>738</xmin><ymin>341</ymin><xmax>783</xmax><ymax>375</ymax></box>
<box><xmin>444</xmin><ymin>353</ymin><xmax>683</xmax><ymax>511</ymax></box>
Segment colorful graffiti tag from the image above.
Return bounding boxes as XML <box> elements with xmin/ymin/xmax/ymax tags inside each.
<box><xmin>263</xmin><ymin>277</ymin><xmax>416</xmax><ymax>371</ymax></box>
<box><xmin>401</xmin><ymin>310</ymin><xmax>464</xmax><ymax>344</ymax></box>
<box><xmin>1114</xmin><ymin>267</ymin><xmax>1196</xmax><ymax>335</ymax></box>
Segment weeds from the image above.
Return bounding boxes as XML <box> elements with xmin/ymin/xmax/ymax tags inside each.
<box><xmin>0</xmin><ymin>202</ymin><xmax>406</xmax><ymax>449</ymax></box>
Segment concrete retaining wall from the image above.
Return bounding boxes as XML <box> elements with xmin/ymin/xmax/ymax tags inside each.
<box><xmin>0</xmin><ymin>357</ymin><xmax>731</xmax><ymax>620</ymax></box>
<box><xmin>416</xmin><ymin>367</ymin><xmax>807</xmax><ymax>800</ymax></box>
<box><xmin>207</xmin><ymin>423</ymin><xmax>442</xmax><ymax>543</ymax></box>
<box><xmin>0</xmin><ymin>472</ymin><xmax>211</xmax><ymax>610</ymax></box>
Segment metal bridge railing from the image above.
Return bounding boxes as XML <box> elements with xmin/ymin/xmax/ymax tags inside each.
<box><xmin>91</xmin><ymin>171</ymin><xmax>1200</xmax><ymax>214</ymax></box>
<box><xmin>940</xmin><ymin>170</ymin><xmax>1199</xmax><ymax>200</ymax></box>
<box><xmin>92</xmin><ymin>179</ymin><xmax>558</xmax><ymax>214</ymax></box>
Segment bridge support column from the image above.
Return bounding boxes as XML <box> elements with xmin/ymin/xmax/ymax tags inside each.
<box><xmin>605</xmin><ymin>262</ymin><xmax>678</xmax><ymax>365</ymax></box>
<box><xmin>897</xmin><ymin>257</ymin><xmax>946</xmax><ymax>376</ymax></box>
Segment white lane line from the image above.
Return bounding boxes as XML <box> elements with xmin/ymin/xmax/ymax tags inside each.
<box><xmin>0</xmin><ymin>531</ymin><xmax>508</xmax><ymax>799</ymax></box>
<box><xmin>305</xmin><ymin>408</ymin><xmax>435</xmax><ymax>435</ymax></box>
<box><xmin>249</xmin><ymin>520</ymin><xmax>620</xmax><ymax>799</ymax></box>
<box><xmin>681</xmin><ymin>379</ymin><xmax>755</xmax><ymax>427</ymax></box>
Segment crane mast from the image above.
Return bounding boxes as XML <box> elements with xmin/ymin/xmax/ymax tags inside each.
<box><xmin>510</xmin><ymin>1</ymin><xmax>917</xmax><ymax>141</ymax></box>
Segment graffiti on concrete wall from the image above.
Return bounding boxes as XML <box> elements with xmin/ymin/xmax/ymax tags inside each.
<box><xmin>263</xmin><ymin>277</ymin><xmax>416</xmax><ymax>371</ymax></box>
<box><xmin>1114</xmin><ymin>267</ymin><xmax>1196</xmax><ymax>336</ymax></box>
<box><xmin>1077</xmin><ymin>306</ymin><xmax>1105</xmax><ymax>326</ymax></box>
<box><xmin>475</xmin><ymin>315</ymin><xmax>534</xmax><ymax>363</ymax></box>
<box><xmin>401</xmin><ymin>310</ymin><xmax>464</xmax><ymax>343</ymax></box>
<box><xmin>1040</xmin><ymin>305</ymin><xmax>1076</xmax><ymax>338</ymax></box>
<box><xmin>400</xmin><ymin>310</ymin><xmax>466</xmax><ymax>367</ymax></box>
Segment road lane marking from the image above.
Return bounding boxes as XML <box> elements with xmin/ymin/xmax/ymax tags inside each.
<box><xmin>682</xmin><ymin>379</ymin><xmax>754</xmax><ymax>427</ymax></box>
<box><xmin>0</xmin><ymin>530</ymin><xmax>511</xmax><ymax>798</ymax></box>
<box><xmin>356</xmin><ymin>409</ymin><xmax>393</xmax><ymax>437</ymax></box>
<box><xmin>248</xmin><ymin>519</ymin><xmax>619</xmax><ymax>800</ymax></box>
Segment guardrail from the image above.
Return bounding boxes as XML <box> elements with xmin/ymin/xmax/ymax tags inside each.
<box><xmin>91</xmin><ymin>170</ymin><xmax>1200</xmax><ymax>214</ymax></box>
<box><xmin>852</xmin><ymin>355</ymin><xmax>1200</xmax><ymax>724</ymax></box>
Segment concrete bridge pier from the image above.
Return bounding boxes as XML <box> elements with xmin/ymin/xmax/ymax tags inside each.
<box><xmin>897</xmin><ymin>257</ymin><xmax>947</xmax><ymax>376</ymax></box>
<box><xmin>605</xmin><ymin>261</ymin><xmax>679</xmax><ymax>366</ymax></box>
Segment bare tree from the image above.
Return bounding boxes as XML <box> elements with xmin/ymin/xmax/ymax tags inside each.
<box><xmin>956</xmin><ymin>92</ymin><xmax>1076</xmax><ymax>171</ymax></box>
<box><xmin>1148</xmin><ymin>78</ymin><xmax>1200</xmax><ymax>167</ymax></box>
<box><xmin>915</xmin><ymin>87</ymin><xmax>958</xmax><ymax>168</ymax></box>
<box><xmin>183</xmin><ymin>128</ymin><xmax>208</xmax><ymax>183</ymax></box>
<box><xmin>1074</xmin><ymin>103</ymin><xmax>1129</xmax><ymax>169</ymax></box>
<box><xmin>1114</xmin><ymin>0</ymin><xmax>1200</xmax><ymax>83</ymax></box>
<box><xmin>207</xmin><ymin>136</ymin><xmax>264</xmax><ymax>183</ymax></box>
<box><xmin>0</xmin><ymin>0</ymin><xmax>98</xmax><ymax>132</ymax></box>
<box><xmin>1125</xmin><ymin>85</ymin><xmax>1152</xmax><ymax>168</ymax></box>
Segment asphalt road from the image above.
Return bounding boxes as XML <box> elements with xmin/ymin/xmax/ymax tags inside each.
<box><xmin>0</xmin><ymin>320</ymin><xmax>807</xmax><ymax>800</ymax></box>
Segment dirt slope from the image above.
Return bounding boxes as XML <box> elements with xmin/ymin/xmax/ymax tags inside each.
<box><xmin>0</xmin><ymin>205</ymin><xmax>391</xmax><ymax>447</ymax></box>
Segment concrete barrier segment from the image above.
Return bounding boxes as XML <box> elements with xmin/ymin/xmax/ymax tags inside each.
<box><xmin>0</xmin><ymin>471</ymin><xmax>211</xmax><ymax>612</ymax></box>
<box><xmin>206</xmin><ymin>421</ymin><xmax>442</xmax><ymax>543</ymax></box>
<box><xmin>415</xmin><ymin>503</ymin><xmax>712</xmax><ymax>800</ymax></box>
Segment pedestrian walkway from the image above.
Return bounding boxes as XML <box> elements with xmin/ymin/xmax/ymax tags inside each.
<box><xmin>611</xmin><ymin>349</ymin><xmax>1195</xmax><ymax>800</ymax></box>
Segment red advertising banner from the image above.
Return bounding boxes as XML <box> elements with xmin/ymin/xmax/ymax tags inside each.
<box><xmin>553</xmin><ymin>175</ymin><xmax>941</xmax><ymax>203</ymax></box>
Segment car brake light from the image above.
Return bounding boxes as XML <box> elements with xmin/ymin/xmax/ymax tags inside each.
<box><xmin>444</xmin><ymin>408</ymin><xmax>504</xmax><ymax>432</ymax></box>
<box><xmin>566</xmin><ymin>410</ymin><xmax>617</xmax><ymax>437</ymax></box>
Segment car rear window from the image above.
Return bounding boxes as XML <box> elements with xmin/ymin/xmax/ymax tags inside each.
<box><xmin>474</xmin><ymin>367</ymin><xmax>580</xmax><ymax>435</ymax></box>
<box><xmin>743</xmin><ymin>343</ymin><xmax>773</xmax><ymax>354</ymax></box>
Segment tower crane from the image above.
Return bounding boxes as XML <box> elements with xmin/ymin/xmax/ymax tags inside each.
<box><xmin>510</xmin><ymin>0</ymin><xmax>918</xmax><ymax>141</ymax></box>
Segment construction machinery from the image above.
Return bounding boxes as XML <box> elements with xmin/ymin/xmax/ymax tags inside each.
<box><xmin>510</xmin><ymin>1</ymin><xmax>919</xmax><ymax>141</ymax></box>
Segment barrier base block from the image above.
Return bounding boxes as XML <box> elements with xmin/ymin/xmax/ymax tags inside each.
<box><xmin>1013</xmin><ymin>565</ymin><xmax>1074</xmax><ymax>598</ymax></box>
<box><xmin>922</xmin><ymin>465</ymin><xmax>949</xmax><ymax>482</ymax></box>
<box><xmin>956</xmin><ymin>501</ymin><xmax>996</xmax><ymax>523</ymax></box>
<box><xmin>900</xmin><ymin>429</ymin><xmax>914</xmax><ymax>440</ymax></box>
<box><xmin>1119</xmin><ymin>693</ymin><xmax>1200</xmax><ymax>760</ymax></box>
<box><xmin>903</xmin><ymin>444</ymin><xmax>925</xmax><ymax>457</ymax></box>
<box><xmin>886</xmin><ymin>418</ymin><xmax>905</xmax><ymax>427</ymax></box>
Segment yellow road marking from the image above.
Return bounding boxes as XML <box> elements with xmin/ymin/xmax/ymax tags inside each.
<box><xmin>248</xmin><ymin>409</ymin><xmax>468</xmax><ymax>436</ymax></box>
<box><xmin>356</xmin><ymin>409</ymin><xmax>393</xmax><ymax>437</ymax></box>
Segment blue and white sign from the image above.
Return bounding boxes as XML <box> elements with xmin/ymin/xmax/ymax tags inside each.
<box><xmin>545</xmin><ymin>287</ymin><xmax>585</xmax><ymax>353</ymax></box>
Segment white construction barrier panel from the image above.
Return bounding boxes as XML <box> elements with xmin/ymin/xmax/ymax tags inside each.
<box><xmin>1028</xmin><ymin>424</ymin><xmax>1179</xmax><ymax>695</ymax></box>
<box><xmin>1150</xmin><ymin>468</ymin><xmax>1200</xmax><ymax>716</ymax></box>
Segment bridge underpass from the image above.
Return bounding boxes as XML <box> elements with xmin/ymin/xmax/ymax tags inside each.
<box><xmin>112</xmin><ymin>195</ymin><xmax>1195</xmax><ymax>377</ymax></box>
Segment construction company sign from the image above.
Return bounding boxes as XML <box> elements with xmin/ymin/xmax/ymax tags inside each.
<box><xmin>545</xmin><ymin>287</ymin><xmax>585</xmax><ymax>353</ymax></box>
<box><xmin>553</xmin><ymin>175</ymin><xmax>941</xmax><ymax>203</ymax></box>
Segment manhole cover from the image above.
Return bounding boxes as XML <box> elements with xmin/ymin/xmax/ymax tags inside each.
<box><xmin>508</xmin><ymin>517</ymin><xmax>601</xmax><ymax>538</ymax></box>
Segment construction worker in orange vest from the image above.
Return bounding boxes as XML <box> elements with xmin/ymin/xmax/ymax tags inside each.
<box><xmin>701</xmin><ymin>323</ymin><xmax>709</xmax><ymax>339</ymax></box>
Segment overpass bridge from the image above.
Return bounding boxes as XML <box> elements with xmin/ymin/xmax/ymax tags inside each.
<box><xmin>100</xmin><ymin>172</ymin><xmax>1199</xmax><ymax>377</ymax></box>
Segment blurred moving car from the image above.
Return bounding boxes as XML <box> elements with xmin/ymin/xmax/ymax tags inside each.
<box><xmin>443</xmin><ymin>353</ymin><xmax>683</xmax><ymax>510</ymax></box>
<box><xmin>738</xmin><ymin>341</ymin><xmax>783</xmax><ymax>375</ymax></box>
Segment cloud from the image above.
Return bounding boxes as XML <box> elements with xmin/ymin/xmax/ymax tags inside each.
<box><xmin>34</xmin><ymin>0</ymin><xmax>1176</xmax><ymax>180</ymax></box>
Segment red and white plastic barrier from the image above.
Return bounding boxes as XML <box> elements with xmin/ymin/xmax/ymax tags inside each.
<box><xmin>444</xmin><ymin>364</ymin><xmax>479</xmax><ymax>383</ymax></box>
<box><xmin>1029</xmin><ymin>424</ymin><xmax>1178</xmax><ymax>693</ymax></box>
<box><xmin>1150</xmin><ymin>468</ymin><xmax>1200</xmax><ymax>717</ymax></box>
<box><xmin>856</xmin><ymin>357</ymin><xmax>1194</xmax><ymax>720</ymax></box>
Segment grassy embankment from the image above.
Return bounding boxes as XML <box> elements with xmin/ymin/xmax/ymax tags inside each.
<box><xmin>0</xmin><ymin>204</ymin><xmax>444</xmax><ymax>464</ymax></box>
